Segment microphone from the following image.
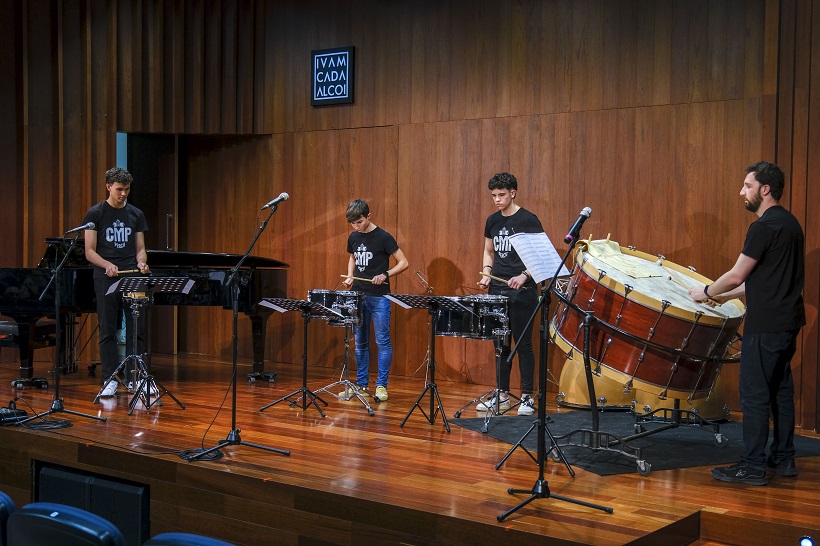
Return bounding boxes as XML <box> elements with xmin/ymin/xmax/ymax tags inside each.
<box><xmin>65</xmin><ymin>222</ymin><xmax>95</xmax><ymax>235</ymax></box>
<box><xmin>563</xmin><ymin>207</ymin><xmax>592</xmax><ymax>244</ymax></box>
<box><xmin>261</xmin><ymin>192</ymin><xmax>289</xmax><ymax>210</ymax></box>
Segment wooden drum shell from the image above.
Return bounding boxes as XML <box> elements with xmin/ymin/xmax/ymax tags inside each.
<box><xmin>550</xmin><ymin>242</ymin><xmax>744</xmax><ymax>400</ymax></box>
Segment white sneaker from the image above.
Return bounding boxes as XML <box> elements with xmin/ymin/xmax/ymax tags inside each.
<box><xmin>128</xmin><ymin>381</ymin><xmax>159</xmax><ymax>396</ymax></box>
<box><xmin>518</xmin><ymin>394</ymin><xmax>535</xmax><ymax>415</ymax></box>
<box><xmin>476</xmin><ymin>393</ymin><xmax>510</xmax><ymax>412</ymax></box>
<box><xmin>100</xmin><ymin>381</ymin><xmax>117</xmax><ymax>397</ymax></box>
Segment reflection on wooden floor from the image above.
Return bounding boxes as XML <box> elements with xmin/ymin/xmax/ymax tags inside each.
<box><xmin>1</xmin><ymin>353</ymin><xmax>819</xmax><ymax>546</ymax></box>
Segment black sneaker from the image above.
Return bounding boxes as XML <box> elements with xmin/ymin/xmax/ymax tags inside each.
<box><xmin>711</xmin><ymin>463</ymin><xmax>768</xmax><ymax>485</ymax></box>
<box><xmin>767</xmin><ymin>458</ymin><xmax>798</xmax><ymax>477</ymax></box>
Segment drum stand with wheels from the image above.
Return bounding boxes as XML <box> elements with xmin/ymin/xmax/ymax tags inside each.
<box><xmin>314</xmin><ymin>322</ymin><xmax>374</xmax><ymax>416</ymax></box>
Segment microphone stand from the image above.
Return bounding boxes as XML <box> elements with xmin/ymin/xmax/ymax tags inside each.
<box><xmin>20</xmin><ymin>233</ymin><xmax>106</xmax><ymax>426</ymax></box>
<box><xmin>497</xmin><ymin>235</ymin><xmax>611</xmax><ymax>521</ymax></box>
<box><xmin>187</xmin><ymin>204</ymin><xmax>289</xmax><ymax>461</ymax></box>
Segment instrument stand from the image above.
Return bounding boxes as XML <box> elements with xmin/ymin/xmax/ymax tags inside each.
<box><xmin>187</xmin><ymin>204</ymin><xmax>290</xmax><ymax>462</ymax></box>
<box><xmin>630</xmin><ymin>398</ymin><xmax>726</xmax><ymax>446</ymax></box>
<box><xmin>258</xmin><ymin>298</ymin><xmax>338</xmax><ymax>417</ymax></box>
<box><xmin>497</xmin><ymin>242</ymin><xmax>612</xmax><ymax>522</ymax></box>
<box><xmin>388</xmin><ymin>295</ymin><xmax>468</xmax><ymax>433</ymax></box>
<box><xmin>314</xmin><ymin>322</ymin><xmax>374</xmax><ymax>416</ymax></box>
<box><xmin>453</xmin><ymin>326</ymin><xmax>522</xmax><ymax>425</ymax></box>
<box><xmin>20</xmin><ymin>232</ymin><xmax>106</xmax><ymax>427</ymax></box>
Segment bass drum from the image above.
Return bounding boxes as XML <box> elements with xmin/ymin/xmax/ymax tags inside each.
<box><xmin>550</xmin><ymin>239</ymin><xmax>745</xmax><ymax>401</ymax></box>
<box><xmin>555</xmin><ymin>353</ymin><xmax>731</xmax><ymax>420</ymax></box>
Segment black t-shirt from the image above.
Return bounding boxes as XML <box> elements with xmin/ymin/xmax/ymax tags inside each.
<box><xmin>83</xmin><ymin>201</ymin><xmax>149</xmax><ymax>277</ymax></box>
<box><xmin>741</xmin><ymin>205</ymin><xmax>805</xmax><ymax>333</ymax></box>
<box><xmin>484</xmin><ymin>207</ymin><xmax>544</xmax><ymax>289</ymax></box>
<box><xmin>347</xmin><ymin>226</ymin><xmax>399</xmax><ymax>296</ymax></box>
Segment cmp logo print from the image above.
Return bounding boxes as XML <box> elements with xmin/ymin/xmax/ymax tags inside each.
<box><xmin>493</xmin><ymin>227</ymin><xmax>512</xmax><ymax>259</ymax></box>
<box><xmin>107</xmin><ymin>219</ymin><xmax>132</xmax><ymax>249</ymax></box>
<box><xmin>354</xmin><ymin>243</ymin><xmax>373</xmax><ymax>272</ymax></box>
<box><xmin>312</xmin><ymin>46</ymin><xmax>355</xmax><ymax>106</ymax></box>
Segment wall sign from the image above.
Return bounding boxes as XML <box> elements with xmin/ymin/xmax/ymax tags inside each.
<box><xmin>312</xmin><ymin>46</ymin><xmax>355</xmax><ymax>106</ymax></box>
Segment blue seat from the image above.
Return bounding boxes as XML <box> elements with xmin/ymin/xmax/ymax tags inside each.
<box><xmin>0</xmin><ymin>490</ymin><xmax>17</xmax><ymax>546</ymax></box>
<box><xmin>143</xmin><ymin>532</ymin><xmax>236</xmax><ymax>546</ymax></box>
<box><xmin>7</xmin><ymin>501</ymin><xmax>126</xmax><ymax>546</ymax></box>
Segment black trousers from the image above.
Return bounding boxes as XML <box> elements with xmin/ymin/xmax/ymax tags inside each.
<box><xmin>94</xmin><ymin>275</ymin><xmax>146</xmax><ymax>380</ymax></box>
<box><xmin>489</xmin><ymin>285</ymin><xmax>538</xmax><ymax>394</ymax></box>
<box><xmin>739</xmin><ymin>329</ymin><xmax>799</xmax><ymax>469</ymax></box>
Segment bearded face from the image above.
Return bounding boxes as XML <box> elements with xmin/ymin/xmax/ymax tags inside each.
<box><xmin>744</xmin><ymin>186</ymin><xmax>763</xmax><ymax>213</ymax></box>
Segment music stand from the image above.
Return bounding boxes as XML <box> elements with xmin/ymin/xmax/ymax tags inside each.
<box><xmin>19</xmin><ymin>232</ymin><xmax>106</xmax><ymax>426</ymax></box>
<box><xmin>95</xmin><ymin>276</ymin><xmax>190</xmax><ymax>415</ymax></box>
<box><xmin>258</xmin><ymin>298</ymin><xmax>336</xmax><ymax>417</ymax></box>
<box><xmin>390</xmin><ymin>294</ymin><xmax>471</xmax><ymax>432</ymax></box>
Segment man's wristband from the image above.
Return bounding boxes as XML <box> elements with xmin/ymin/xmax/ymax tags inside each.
<box><xmin>704</xmin><ymin>284</ymin><xmax>711</xmax><ymax>297</ymax></box>
<box><xmin>483</xmin><ymin>265</ymin><xmax>492</xmax><ymax>270</ymax></box>
<box><xmin>383</xmin><ymin>271</ymin><xmax>390</xmax><ymax>278</ymax></box>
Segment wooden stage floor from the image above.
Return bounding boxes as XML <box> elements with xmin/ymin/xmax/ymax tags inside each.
<box><xmin>1</xmin><ymin>353</ymin><xmax>819</xmax><ymax>546</ymax></box>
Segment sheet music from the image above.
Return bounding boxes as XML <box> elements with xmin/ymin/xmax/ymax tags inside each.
<box><xmin>509</xmin><ymin>232</ymin><xmax>570</xmax><ymax>283</ymax></box>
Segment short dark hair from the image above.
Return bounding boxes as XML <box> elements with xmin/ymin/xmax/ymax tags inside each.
<box><xmin>346</xmin><ymin>199</ymin><xmax>370</xmax><ymax>223</ymax></box>
<box><xmin>745</xmin><ymin>161</ymin><xmax>785</xmax><ymax>201</ymax></box>
<box><xmin>105</xmin><ymin>167</ymin><xmax>133</xmax><ymax>186</ymax></box>
<box><xmin>488</xmin><ymin>172</ymin><xmax>517</xmax><ymax>191</ymax></box>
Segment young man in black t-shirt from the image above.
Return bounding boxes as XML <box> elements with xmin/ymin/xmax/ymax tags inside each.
<box><xmin>342</xmin><ymin>199</ymin><xmax>408</xmax><ymax>402</ymax></box>
<box><xmin>477</xmin><ymin>172</ymin><xmax>543</xmax><ymax>416</ymax></box>
<box><xmin>83</xmin><ymin>167</ymin><xmax>150</xmax><ymax>397</ymax></box>
<box><xmin>690</xmin><ymin>161</ymin><xmax>805</xmax><ymax>485</ymax></box>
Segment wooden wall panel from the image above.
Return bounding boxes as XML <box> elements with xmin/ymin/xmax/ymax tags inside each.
<box><xmin>7</xmin><ymin>0</ymin><xmax>820</xmax><ymax>426</ymax></box>
<box><xmin>0</xmin><ymin>0</ymin><xmax>22</xmax><ymax>267</ymax></box>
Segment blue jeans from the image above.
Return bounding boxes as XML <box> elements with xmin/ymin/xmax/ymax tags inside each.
<box><xmin>354</xmin><ymin>295</ymin><xmax>392</xmax><ymax>388</ymax></box>
<box><xmin>739</xmin><ymin>330</ymin><xmax>798</xmax><ymax>469</ymax></box>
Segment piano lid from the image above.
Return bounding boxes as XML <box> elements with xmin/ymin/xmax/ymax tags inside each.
<box><xmin>40</xmin><ymin>238</ymin><xmax>288</xmax><ymax>269</ymax></box>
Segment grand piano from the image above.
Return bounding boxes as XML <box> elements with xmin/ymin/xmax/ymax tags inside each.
<box><xmin>0</xmin><ymin>238</ymin><xmax>288</xmax><ymax>384</ymax></box>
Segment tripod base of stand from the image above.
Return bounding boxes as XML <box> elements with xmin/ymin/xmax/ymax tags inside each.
<box><xmin>315</xmin><ymin>380</ymin><xmax>374</xmax><ymax>416</ymax></box>
<box><xmin>495</xmin><ymin>417</ymin><xmax>573</xmax><ymax>476</ymax></box>
<box><xmin>261</xmin><ymin>387</ymin><xmax>328</xmax><ymax>417</ymax></box>
<box><xmin>128</xmin><ymin>374</ymin><xmax>186</xmax><ymax>415</ymax></box>
<box><xmin>498</xmin><ymin>479</ymin><xmax>613</xmax><ymax>522</ymax></box>
<box><xmin>185</xmin><ymin>428</ymin><xmax>290</xmax><ymax>461</ymax></box>
<box><xmin>400</xmin><ymin>382</ymin><xmax>450</xmax><ymax>432</ymax></box>
<box><xmin>19</xmin><ymin>397</ymin><xmax>107</xmax><ymax>427</ymax></box>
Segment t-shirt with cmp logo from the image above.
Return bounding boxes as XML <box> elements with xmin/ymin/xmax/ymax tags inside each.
<box><xmin>347</xmin><ymin>226</ymin><xmax>399</xmax><ymax>296</ymax></box>
<box><xmin>484</xmin><ymin>207</ymin><xmax>543</xmax><ymax>289</ymax></box>
<box><xmin>83</xmin><ymin>200</ymin><xmax>149</xmax><ymax>278</ymax></box>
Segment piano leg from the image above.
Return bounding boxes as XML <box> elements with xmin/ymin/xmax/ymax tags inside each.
<box><xmin>247</xmin><ymin>313</ymin><xmax>276</xmax><ymax>383</ymax></box>
<box><xmin>9</xmin><ymin>322</ymin><xmax>49</xmax><ymax>389</ymax></box>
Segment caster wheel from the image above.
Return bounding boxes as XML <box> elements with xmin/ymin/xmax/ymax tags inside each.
<box><xmin>11</xmin><ymin>380</ymin><xmax>23</xmax><ymax>389</ymax></box>
<box><xmin>247</xmin><ymin>376</ymin><xmax>256</xmax><ymax>383</ymax></box>
<box><xmin>549</xmin><ymin>450</ymin><xmax>562</xmax><ymax>463</ymax></box>
<box><xmin>634</xmin><ymin>424</ymin><xmax>644</xmax><ymax>434</ymax></box>
<box><xmin>637</xmin><ymin>460</ymin><xmax>652</xmax><ymax>476</ymax></box>
<box><xmin>715</xmin><ymin>433</ymin><xmax>728</xmax><ymax>447</ymax></box>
